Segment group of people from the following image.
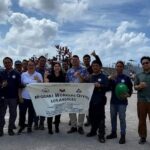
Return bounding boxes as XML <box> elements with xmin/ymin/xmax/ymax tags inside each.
<box><xmin>0</xmin><ymin>53</ymin><xmax>149</xmax><ymax>145</ymax></box>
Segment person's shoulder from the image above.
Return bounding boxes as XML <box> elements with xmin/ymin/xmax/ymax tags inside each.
<box><xmin>11</xmin><ymin>69</ymin><xmax>21</xmax><ymax>77</ymax></box>
<box><xmin>66</xmin><ymin>68</ymin><xmax>73</xmax><ymax>73</ymax></box>
<box><xmin>21</xmin><ymin>71</ymin><xmax>28</xmax><ymax>76</ymax></box>
<box><xmin>35</xmin><ymin>71</ymin><xmax>42</xmax><ymax>76</ymax></box>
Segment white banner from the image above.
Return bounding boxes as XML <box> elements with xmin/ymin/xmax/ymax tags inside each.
<box><xmin>27</xmin><ymin>83</ymin><xmax>94</xmax><ymax>117</ymax></box>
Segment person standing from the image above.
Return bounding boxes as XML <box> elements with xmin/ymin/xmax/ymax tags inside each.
<box><xmin>34</xmin><ymin>56</ymin><xmax>47</xmax><ymax>130</ymax></box>
<box><xmin>66</xmin><ymin>55</ymin><xmax>89</xmax><ymax>134</ymax></box>
<box><xmin>106</xmin><ymin>61</ymin><xmax>133</xmax><ymax>144</ymax></box>
<box><xmin>44</xmin><ymin>62</ymin><xmax>66</xmax><ymax>134</ymax></box>
<box><xmin>134</xmin><ymin>56</ymin><xmax>150</xmax><ymax>144</ymax></box>
<box><xmin>0</xmin><ymin>57</ymin><xmax>21</xmax><ymax>136</ymax></box>
<box><xmin>18</xmin><ymin>59</ymin><xmax>43</xmax><ymax>134</ymax></box>
<box><xmin>83</xmin><ymin>50</ymin><xmax>102</xmax><ymax>126</ymax></box>
<box><xmin>86</xmin><ymin>60</ymin><xmax>108</xmax><ymax>143</ymax></box>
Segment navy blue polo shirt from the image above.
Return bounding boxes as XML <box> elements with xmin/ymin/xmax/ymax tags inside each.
<box><xmin>90</xmin><ymin>73</ymin><xmax>108</xmax><ymax>105</ymax></box>
<box><xmin>109</xmin><ymin>74</ymin><xmax>133</xmax><ymax>105</ymax></box>
<box><xmin>1</xmin><ymin>69</ymin><xmax>21</xmax><ymax>99</ymax></box>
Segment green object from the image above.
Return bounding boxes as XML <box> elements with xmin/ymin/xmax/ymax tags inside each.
<box><xmin>115</xmin><ymin>83</ymin><xmax>129</xmax><ymax>99</ymax></box>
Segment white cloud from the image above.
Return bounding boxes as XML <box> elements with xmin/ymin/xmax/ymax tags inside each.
<box><xmin>57</xmin><ymin>21</ymin><xmax>150</xmax><ymax>65</ymax></box>
<box><xmin>19</xmin><ymin>0</ymin><xmax>59</xmax><ymax>12</ymax></box>
<box><xmin>0</xmin><ymin>0</ymin><xmax>11</xmax><ymax>24</ymax></box>
<box><xmin>57</xmin><ymin>0</ymin><xmax>88</xmax><ymax>22</ymax></box>
<box><xmin>19</xmin><ymin>0</ymin><xmax>89</xmax><ymax>23</ymax></box>
<box><xmin>0</xmin><ymin>12</ymin><xmax>58</xmax><ymax>61</ymax></box>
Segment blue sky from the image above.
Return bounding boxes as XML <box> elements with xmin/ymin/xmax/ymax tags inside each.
<box><xmin>0</xmin><ymin>0</ymin><xmax>150</xmax><ymax>66</ymax></box>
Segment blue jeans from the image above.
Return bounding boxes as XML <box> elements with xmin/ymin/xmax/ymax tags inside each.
<box><xmin>110</xmin><ymin>104</ymin><xmax>127</xmax><ymax>135</ymax></box>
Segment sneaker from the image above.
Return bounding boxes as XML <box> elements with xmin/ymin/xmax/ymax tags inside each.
<box><xmin>106</xmin><ymin>132</ymin><xmax>117</xmax><ymax>139</ymax></box>
<box><xmin>0</xmin><ymin>130</ymin><xmax>4</xmax><ymax>137</ymax></box>
<box><xmin>86</xmin><ymin>132</ymin><xmax>96</xmax><ymax>137</ymax></box>
<box><xmin>139</xmin><ymin>137</ymin><xmax>146</xmax><ymax>144</ymax></box>
<box><xmin>119</xmin><ymin>134</ymin><xmax>126</xmax><ymax>144</ymax></box>
<box><xmin>67</xmin><ymin>127</ymin><xmax>77</xmax><ymax>134</ymax></box>
<box><xmin>78</xmin><ymin>127</ymin><xmax>84</xmax><ymax>135</ymax></box>
<box><xmin>8</xmin><ymin>129</ymin><xmax>15</xmax><ymax>136</ymax></box>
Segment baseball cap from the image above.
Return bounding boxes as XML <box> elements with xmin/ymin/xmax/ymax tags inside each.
<box><xmin>15</xmin><ymin>60</ymin><xmax>22</xmax><ymax>65</ymax></box>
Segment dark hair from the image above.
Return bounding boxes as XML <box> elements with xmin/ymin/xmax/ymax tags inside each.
<box><xmin>22</xmin><ymin>59</ymin><xmax>28</xmax><ymax>63</ymax></box>
<box><xmin>72</xmin><ymin>55</ymin><xmax>79</xmax><ymax>59</ymax></box>
<box><xmin>28</xmin><ymin>59</ymin><xmax>36</xmax><ymax>65</ymax></box>
<box><xmin>51</xmin><ymin>62</ymin><xmax>63</xmax><ymax>76</ymax></box>
<box><xmin>116</xmin><ymin>60</ymin><xmax>125</xmax><ymax>67</ymax></box>
<box><xmin>91</xmin><ymin>60</ymin><xmax>102</xmax><ymax>67</ymax></box>
<box><xmin>140</xmin><ymin>56</ymin><xmax>150</xmax><ymax>64</ymax></box>
<box><xmin>3</xmin><ymin>57</ymin><xmax>13</xmax><ymax>63</ymax></box>
<box><xmin>83</xmin><ymin>54</ymin><xmax>91</xmax><ymax>59</ymax></box>
<box><xmin>38</xmin><ymin>56</ymin><xmax>46</xmax><ymax>61</ymax></box>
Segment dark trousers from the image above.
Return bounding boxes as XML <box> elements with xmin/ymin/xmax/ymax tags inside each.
<box><xmin>89</xmin><ymin>102</ymin><xmax>105</xmax><ymax>136</ymax></box>
<box><xmin>34</xmin><ymin>116</ymin><xmax>45</xmax><ymax>126</ymax></box>
<box><xmin>137</xmin><ymin>101</ymin><xmax>150</xmax><ymax>138</ymax></box>
<box><xmin>0</xmin><ymin>98</ymin><xmax>17</xmax><ymax>130</ymax></box>
<box><xmin>47</xmin><ymin>115</ymin><xmax>61</xmax><ymax>131</ymax></box>
<box><xmin>19</xmin><ymin>99</ymin><xmax>36</xmax><ymax>128</ymax></box>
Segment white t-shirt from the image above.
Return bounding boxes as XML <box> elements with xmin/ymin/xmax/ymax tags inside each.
<box><xmin>21</xmin><ymin>71</ymin><xmax>43</xmax><ymax>100</ymax></box>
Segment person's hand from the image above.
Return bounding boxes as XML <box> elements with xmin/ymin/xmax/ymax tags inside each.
<box><xmin>94</xmin><ymin>82</ymin><xmax>101</xmax><ymax>88</ymax></box>
<box><xmin>44</xmin><ymin>71</ymin><xmax>49</xmax><ymax>78</ymax></box>
<box><xmin>74</xmin><ymin>71</ymin><xmax>80</xmax><ymax>78</ymax></box>
<box><xmin>91</xmin><ymin>50</ymin><xmax>96</xmax><ymax>56</ymax></box>
<box><xmin>120</xmin><ymin>93</ymin><xmax>130</xmax><ymax>99</ymax></box>
<box><xmin>139</xmin><ymin>82</ymin><xmax>147</xmax><ymax>89</ymax></box>
<box><xmin>108</xmin><ymin>73</ymin><xmax>117</xmax><ymax>80</ymax></box>
<box><xmin>2</xmin><ymin>80</ymin><xmax>8</xmax><ymax>88</ymax></box>
<box><xmin>44</xmin><ymin>71</ymin><xmax>50</xmax><ymax>82</ymax></box>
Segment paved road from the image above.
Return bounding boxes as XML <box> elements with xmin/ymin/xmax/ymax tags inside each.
<box><xmin>0</xmin><ymin>92</ymin><xmax>150</xmax><ymax>150</ymax></box>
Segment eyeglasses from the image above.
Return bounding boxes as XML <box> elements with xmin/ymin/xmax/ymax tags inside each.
<box><xmin>142</xmin><ymin>62</ymin><xmax>149</xmax><ymax>65</ymax></box>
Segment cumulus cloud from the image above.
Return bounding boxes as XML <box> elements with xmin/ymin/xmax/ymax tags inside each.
<box><xmin>19</xmin><ymin>0</ymin><xmax>59</xmax><ymax>13</ymax></box>
<box><xmin>1</xmin><ymin>12</ymin><xmax>58</xmax><ymax>59</ymax></box>
<box><xmin>19</xmin><ymin>0</ymin><xmax>89</xmax><ymax>23</ymax></box>
<box><xmin>0</xmin><ymin>0</ymin><xmax>11</xmax><ymax>24</ymax></box>
<box><xmin>57</xmin><ymin>21</ymin><xmax>150</xmax><ymax>65</ymax></box>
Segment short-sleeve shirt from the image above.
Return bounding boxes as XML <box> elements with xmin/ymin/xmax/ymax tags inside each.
<box><xmin>21</xmin><ymin>71</ymin><xmax>43</xmax><ymax>100</ymax></box>
<box><xmin>134</xmin><ymin>71</ymin><xmax>150</xmax><ymax>102</ymax></box>
<box><xmin>66</xmin><ymin>66</ymin><xmax>89</xmax><ymax>83</ymax></box>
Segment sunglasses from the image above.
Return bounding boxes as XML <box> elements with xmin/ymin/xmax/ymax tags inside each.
<box><xmin>142</xmin><ymin>62</ymin><xmax>149</xmax><ymax>65</ymax></box>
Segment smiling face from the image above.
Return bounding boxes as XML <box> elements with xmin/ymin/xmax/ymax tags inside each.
<box><xmin>27</xmin><ymin>60</ymin><xmax>36</xmax><ymax>73</ymax></box>
<box><xmin>71</xmin><ymin>56</ymin><xmax>80</xmax><ymax>67</ymax></box>
<box><xmin>83</xmin><ymin>56</ymin><xmax>91</xmax><ymax>67</ymax></box>
<box><xmin>54</xmin><ymin>63</ymin><xmax>61</xmax><ymax>73</ymax></box>
<box><xmin>92</xmin><ymin>63</ymin><xmax>101</xmax><ymax>74</ymax></box>
<box><xmin>3</xmin><ymin>57</ymin><xmax>13</xmax><ymax>71</ymax></box>
<box><xmin>115</xmin><ymin>62</ymin><xmax>124</xmax><ymax>74</ymax></box>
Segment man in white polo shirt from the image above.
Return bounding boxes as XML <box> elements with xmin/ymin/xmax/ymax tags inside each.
<box><xmin>18</xmin><ymin>59</ymin><xmax>43</xmax><ymax>134</ymax></box>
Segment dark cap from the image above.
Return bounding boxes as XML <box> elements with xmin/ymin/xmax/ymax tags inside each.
<box><xmin>15</xmin><ymin>60</ymin><xmax>22</xmax><ymax>65</ymax></box>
